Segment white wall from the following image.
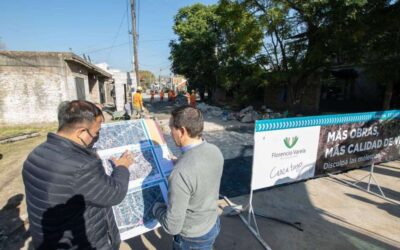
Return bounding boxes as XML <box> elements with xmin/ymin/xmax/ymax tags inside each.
<box><xmin>0</xmin><ymin>63</ymin><xmax>65</xmax><ymax>124</ymax></box>
<box><xmin>96</xmin><ymin>63</ymin><xmax>136</xmax><ymax>111</ymax></box>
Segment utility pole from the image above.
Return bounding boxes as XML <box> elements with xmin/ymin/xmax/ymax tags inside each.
<box><xmin>130</xmin><ymin>0</ymin><xmax>140</xmax><ymax>88</ymax></box>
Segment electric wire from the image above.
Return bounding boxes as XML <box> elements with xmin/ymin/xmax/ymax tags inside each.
<box><xmin>106</xmin><ymin>6</ymin><xmax>128</xmax><ymax>62</ymax></box>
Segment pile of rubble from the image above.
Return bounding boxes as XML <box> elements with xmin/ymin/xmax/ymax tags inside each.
<box><xmin>196</xmin><ymin>103</ymin><xmax>288</xmax><ymax>123</ymax></box>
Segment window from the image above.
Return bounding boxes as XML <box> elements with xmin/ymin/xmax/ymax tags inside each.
<box><xmin>75</xmin><ymin>77</ymin><xmax>86</xmax><ymax>100</ymax></box>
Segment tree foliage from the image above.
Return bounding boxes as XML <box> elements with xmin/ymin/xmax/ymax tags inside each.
<box><xmin>170</xmin><ymin>0</ymin><xmax>400</xmax><ymax>109</ymax></box>
<box><xmin>169</xmin><ymin>4</ymin><xmax>219</xmax><ymax>100</ymax></box>
<box><xmin>138</xmin><ymin>70</ymin><xmax>155</xmax><ymax>89</ymax></box>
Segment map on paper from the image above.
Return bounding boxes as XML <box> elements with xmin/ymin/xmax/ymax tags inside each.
<box><xmin>153</xmin><ymin>145</ymin><xmax>174</xmax><ymax>175</ymax></box>
<box><xmin>99</xmin><ymin>146</ymin><xmax>162</xmax><ymax>186</ymax></box>
<box><xmin>94</xmin><ymin>120</ymin><xmax>150</xmax><ymax>150</ymax></box>
<box><xmin>94</xmin><ymin>119</ymin><xmax>173</xmax><ymax>239</ymax></box>
<box><xmin>114</xmin><ymin>181</ymin><xmax>168</xmax><ymax>240</ymax></box>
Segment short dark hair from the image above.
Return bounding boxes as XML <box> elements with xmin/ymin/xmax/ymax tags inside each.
<box><xmin>57</xmin><ymin>100</ymin><xmax>104</xmax><ymax>132</ymax></box>
<box><xmin>170</xmin><ymin>105</ymin><xmax>203</xmax><ymax>138</ymax></box>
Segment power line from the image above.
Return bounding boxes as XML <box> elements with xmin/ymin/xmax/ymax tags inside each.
<box><xmin>83</xmin><ymin>42</ymin><xmax>130</xmax><ymax>54</ymax></box>
<box><xmin>106</xmin><ymin>7</ymin><xmax>128</xmax><ymax>61</ymax></box>
<box><xmin>78</xmin><ymin>38</ymin><xmax>172</xmax><ymax>55</ymax></box>
<box><xmin>140</xmin><ymin>38</ymin><xmax>172</xmax><ymax>42</ymax></box>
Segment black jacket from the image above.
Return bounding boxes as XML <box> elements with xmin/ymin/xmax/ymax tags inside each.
<box><xmin>22</xmin><ymin>133</ymin><xmax>130</xmax><ymax>250</ymax></box>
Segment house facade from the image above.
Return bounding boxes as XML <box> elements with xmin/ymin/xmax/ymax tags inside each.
<box><xmin>96</xmin><ymin>63</ymin><xmax>137</xmax><ymax>112</ymax></box>
<box><xmin>0</xmin><ymin>51</ymin><xmax>112</xmax><ymax>124</ymax></box>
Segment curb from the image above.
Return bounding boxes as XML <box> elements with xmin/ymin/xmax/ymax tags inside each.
<box><xmin>0</xmin><ymin>132</ymin><xmax>40</xmax><ymax>144</ymax></box>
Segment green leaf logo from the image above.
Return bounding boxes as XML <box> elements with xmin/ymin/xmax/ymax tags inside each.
<box><xmin>284</xmin><ymin>136</ymin><xmax>298</xmax><ymax>149</ymax></box>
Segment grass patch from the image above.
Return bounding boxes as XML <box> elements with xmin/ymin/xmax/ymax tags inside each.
<box><xmin>0</xmin><ymin>123</ymin><xmax>58</xmax><ymax>139</ymax></box>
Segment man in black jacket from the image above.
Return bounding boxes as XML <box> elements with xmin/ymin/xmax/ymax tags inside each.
<box><xmin>23</xmin><ymin>100</ymin><xmax>133</xmax><ymax>250</ymax></box>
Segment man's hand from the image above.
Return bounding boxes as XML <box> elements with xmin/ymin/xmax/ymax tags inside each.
<box><xmin>111</xmin><ymin>150</ymin><xmax>134</xmax><ymax>168</ymax></box>
<box><xmin>152</xmin><ymin>202</ymin><xmax>167</xmax><ymax>216</ymax></box>
<box><xmin>168</xmin><ymin>154</ymin><xmax>178</xmax><ymax>165</ymax></box>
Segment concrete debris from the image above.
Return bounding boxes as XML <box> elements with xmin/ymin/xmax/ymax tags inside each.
<box><xmin>239</xmin><ymin>106</ymin><xmax>253</xmax><ymax>114</ymax></box>
<box><xmin>196</xmin><ymin>102</ymin><xmax>288</xmax><ymax>123</ymax></box>
<box><xmin>196</xmin><ymin>103</ymin><xmax>210</xmax><ymax>112</ymax></box>
<box><xmin>240</xmin><ymin>113</ymin><xmax>254</xmax><ymax>123</ymax></box>
<box><xmin>211</xmin><ymin>110</ymin><xmax>223</xmax><ymax>117</ymax></box>
<box><xmin>240</xmin><ymin>111</ymin><xmax>260</xmax><ymax>123</ymax></box>
<box><xmin>197</xmin><ymin>103</ymin><xmax>222</xmax><ymax>113</ymax></box>
<box><xmin>226</xmin><ymin>112</ymin><xmax>237</xmax><ymax>121</ymax></box>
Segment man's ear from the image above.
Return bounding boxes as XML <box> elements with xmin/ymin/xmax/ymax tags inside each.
<box><xmin>75</xmin><ymin>127</ymin><xmax>86</xmax><ymax>139</ymax></box>
<box><xmin>179</xmin><ymin>127</ymin><xmax>186</xmax><ymax>137</ymax></box>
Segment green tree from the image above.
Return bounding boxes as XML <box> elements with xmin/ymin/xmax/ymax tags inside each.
<box><xmin>169</xmin><ymin>4</ymin><xmax>219</xmax><ymax>100</ymax></box>
<box><xmin>216</xmin><ymin>0</ymin><xmax>265</xmax><ymax>106</ymax></box>
<box><xmin>139</xmin><ymin>70</ymin><xmax>155</xmax><ymax>89</ymax></box>
<box><xmin>236</xmin><ymin>0</ymin><xmax>371</xmax><ymax>110</ymax></box>
<box><xmin>362</xmin><ymin>1</ymin><xmax>400</xmax><ymax>109</ymax></box>
<box><xmin>171</xmin><ymin>0</ymin><xmax>399</xmax><ymax>110</ymax></box>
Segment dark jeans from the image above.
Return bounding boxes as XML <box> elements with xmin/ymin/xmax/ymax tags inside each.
<box><xmin>173</xmin><ymin>217</ymin><xmax>220</xmax><ymax>250</ymax></box>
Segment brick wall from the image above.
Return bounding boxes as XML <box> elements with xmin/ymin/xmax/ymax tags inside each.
<box><xmin>0</xmin><ymin>53</ymin><xmax>67</xmax><ymax>124</ymax></box>
<box><xmin>0</xmin><ymin>52</ymin><xmax>104</xmax><ymax>125</ymax></box>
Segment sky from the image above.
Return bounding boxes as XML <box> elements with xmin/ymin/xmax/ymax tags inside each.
<box><xmin>0</xmin><ymin>0</ymin><xmax>218</xmax><ymax>76</ymax></box>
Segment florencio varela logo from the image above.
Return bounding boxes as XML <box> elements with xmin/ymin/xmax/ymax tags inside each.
<box><xmin>284</xmin><ymin>136</ymin><xmax>298</xmax><ymax>149</ymax></box>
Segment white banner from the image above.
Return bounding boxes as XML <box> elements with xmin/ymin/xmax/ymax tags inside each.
<box><xmin>251</xmin><ymin>110</ymin><xmax>400</xmax><ymax>190</ymax></box>
<box><xmin>252</xmin><ymin>126</ymin><xmax>320</xmax><ymax>190</ymax></box>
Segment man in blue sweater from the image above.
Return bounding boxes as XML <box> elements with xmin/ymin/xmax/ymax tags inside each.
<box><xmin>153</xmin><ymin>105</ymin><xmax>224</xmax><ymax>250</ymax></box>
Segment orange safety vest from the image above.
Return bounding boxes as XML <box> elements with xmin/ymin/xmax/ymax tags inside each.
<box><xmin>190</xmin><ymin>93</ymin><xmax>196</xmax><ymax>107</ymax></box>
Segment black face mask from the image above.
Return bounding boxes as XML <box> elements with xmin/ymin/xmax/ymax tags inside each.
<box><xmin>81</xmin><ymin>129</ymin><xmax>99</xmax><ymax>149</ymax></box>
<box><xmin>87</xmin><ymin>135</ymin><xmax>99</xmax><ymax>149</ymax></box>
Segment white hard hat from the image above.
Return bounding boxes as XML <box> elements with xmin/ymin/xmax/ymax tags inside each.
<box><xmin>137</xmin><ymin>86</ymin><xmax>143</xmax><ymax>91</ymax></box>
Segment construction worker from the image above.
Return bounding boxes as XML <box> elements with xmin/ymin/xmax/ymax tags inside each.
<box><xmin>160</xmin><ymin>89</ymin><xmax>164</xmax><ymax>102</ymax></box>
<box><xmin>132</xmin><ymin>86</ymin><xmax>144</xmax><ymax>118</ymax></box>
<box><xmin>190</xmin><ymin>90</ymin><xmax>196</xmax><ymax>107</ymax></box>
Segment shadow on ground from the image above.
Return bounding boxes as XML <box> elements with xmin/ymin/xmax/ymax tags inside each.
<box><xmin>124</xmin><ymin>228</ymin><xmax>172</xmax><ymax>250</ymax></box>
<box><xmin>217</xmin><ymin>176</ymin><xmax>400</xmax><ymax>250</ymax></box>
<box><xmin>0</xmin><ymin>194</ymin><xmax>29</xmax><ymax>250</ymax></box>
<box><xmin>343</xmin><ymin>166</ymin><xmax>400</xmax><ymax>201</ymax></box>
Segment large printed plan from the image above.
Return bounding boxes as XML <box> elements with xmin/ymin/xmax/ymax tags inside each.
<box><xmin>94</xmin><ymin>119</ymin><xmax>173</xmax><ymax>240</ymax></box>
